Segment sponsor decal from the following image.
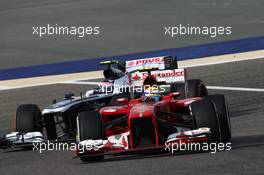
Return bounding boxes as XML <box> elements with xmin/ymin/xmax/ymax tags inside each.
<box><xmin>127</xmin><ymin>61</ymin><xmax>135</xmax><ymax>66</ymax></box>
<box><xmin>127</xmin><ymin>57</ymin><xmax>164</xmax><ymax>67</ymax></box>
<box><xmin>150</xmin><ymin>69</ymin><xmax>184</xmax><ymax>78</ymax></box>
<box><xmin>121</xmin><ymin>136</ymin><xmax>128</xmax><ymax>148</ymax></box>
<box><xmin>131</xmin><ymin>69</ymin><xmax>185</xmax><ymax>80</ymax></box>
<box><xmin>132</xmin><ymin>73</ymin><xmax>141</xmax><ymax>80</ymax></box>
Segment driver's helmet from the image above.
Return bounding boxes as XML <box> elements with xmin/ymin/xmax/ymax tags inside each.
<box><xmin>143</xmin><ymin>85</ymin><xmax>161</xmax><ymax>103</ymax></box>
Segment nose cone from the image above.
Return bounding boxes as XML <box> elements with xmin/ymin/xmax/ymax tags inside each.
<box><xmin>129</xmin><ymin>104</ymin><xmax>155</xmax><ymax>119</ymax></box>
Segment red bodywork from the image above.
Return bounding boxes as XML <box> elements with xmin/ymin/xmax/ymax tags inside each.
<box><xmin>100</xmin><ymin>95</ymin><xmax>202</xmax><ymax>149</ymax></box>
<box><xmin>77</xmin><ymin>75</ymin><xmax>209</xmax><ymax>158</ymax></box>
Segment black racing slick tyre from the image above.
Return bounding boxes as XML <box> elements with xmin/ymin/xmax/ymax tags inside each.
<box><xmin>208</xmin><ymin>95</ymin><xmax>231</xmax><ymax>142</ymax></box>
<box><xmin>15</xmin><ymin>104</ymin><xmax>42</xmax><ymax>133</ymax></box>
<box><xmin>77</xmin><ymin>111</ymin><xmax>105</xmax><ymax>162</ymax></box>
<box><xmin>190</xmin><ymin>99</ymin><xmax>221</xmax><ymax>142</ymax></box>
<box><xmin>170</xmin><ymin>79</ymin><xmax>208</xmax><ymax>98</ymax></box>
<box><xmin>187</xmin><ymin>79</ymin><xmax>208</xmax><ymax>98</ymax></box>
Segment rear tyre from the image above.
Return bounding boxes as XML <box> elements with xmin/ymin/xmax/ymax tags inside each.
<box><xmin>77</xmin><ymin>111</ymin><xmax>105</xmax><ymax>162</ymax></box>
<box><xmin>170</xmin><ymin>79</ymin><xmax>208</xmax><ymax>98</ymax></box>
<box><xmin>190</xmin><ymin>99</ymin><xmax>221</xmax><ymax>142</ymax></box>
<box><xmin>187</xmin><ymin>79</ymin><xmax>208</xmax><ymax>98</ymax></box>
<box><xmin>16</xmin><ymin>104</ymin><xmax>42</xmax><ymax>133</ymax></box>
<box><xmin>208</xmin><ymin>95</ymin><xmax>231</xmax><ymax>142</ymax></box>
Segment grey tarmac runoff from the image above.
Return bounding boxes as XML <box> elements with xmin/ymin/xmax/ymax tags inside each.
<box><xmin>0</xmin><ymin>58</ymin><xmax>263</xmax><ymax>175</ymax></box>
<box><xmin>0</xmin><ymin>0</ymin><xmax>264</xmax><ymax>69</ymax></box>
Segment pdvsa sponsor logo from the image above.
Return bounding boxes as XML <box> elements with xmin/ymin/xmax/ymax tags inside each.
<box><xmin>127</xmin><ymin>57</ymin><xmax>164</xmax><ymax>67</ymax></box>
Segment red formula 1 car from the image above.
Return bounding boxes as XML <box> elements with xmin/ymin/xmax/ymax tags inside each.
<box><xmin>75</xmin><ymin>67</ymin><xmax>231</xmax><ymax>162</ymax></box>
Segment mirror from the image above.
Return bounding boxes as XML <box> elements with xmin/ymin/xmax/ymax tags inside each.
<box><xmin>115</xmin><ymin>98</ymin><xmax>129</xmax><ymax>105</ymax></box>
<box><xmin>169</xmin><ymin>92</ymin><xmax>181</xmax><ymax>99</ymax></box>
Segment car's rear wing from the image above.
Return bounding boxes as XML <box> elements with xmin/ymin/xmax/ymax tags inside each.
<box><xmin>125</xmin><ymin>56</ymin><xmax>177</xmax><ymax>73</ymax></box>
<box><xmin>130</xmin><ymin>68</ymin><xmax>186</xmax><ymax>86</ymax></box>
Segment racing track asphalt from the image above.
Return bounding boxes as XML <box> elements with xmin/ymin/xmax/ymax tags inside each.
<box><xmin>0</xmin><ymin>58</ymin><xmax>263</xmax><ymax>175</ymax></box>
<box><xmin>1</xmin><ymin>0</ymin><xmax>264</xmax><ymax>69</ymax></box>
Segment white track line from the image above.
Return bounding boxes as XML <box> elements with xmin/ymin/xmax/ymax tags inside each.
<box><xmin>0</xmin><ymin>82</ymin><xmax>70</xmax><ymax>90</ymax></box>
<box><xmin>207</xmin><ymin>86</ymin><xmax>264</xmax><ymax>92</ymax></box>
<box><xmin>181</xmin><ymin>55</ymin><xmax>264</xmax><ymax>68</ymax></box>
<box><xmin>0</xmin><ymin>85</ymin><xmax>10</xmax><ymax>90</ymax></box>
<box><xmin>62</xmin><ymin>81</ymin><xmax>99</xmax><ymax>85</ymax></box>
<box><xmin>0</xmin><ymin>76</ymin><xmax>104</xmax><ymax>91</ymax></box>
<box><xmin>58</xmin><ymin>76</ymin><xmax>103</xmax><ymax>83</ymax></box>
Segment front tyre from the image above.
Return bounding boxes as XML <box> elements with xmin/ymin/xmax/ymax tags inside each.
<box><xmin>77</xmin><ymin>111</ymin><xmax>105</xmax><ymax>162</ymax></box>
<box><xmin>208</xmin><ymin>95</ymin><xmax>231</xmax><ymax>142</ymax></box>
<box><xmin>190</xmin><ymin>99</ymin><xmax>221</xmax><ymax>142</ymax></box>
<box><xmin>15</xmin><ymin>104</ymin><xmax>42</xmax><ymax>133</ymax></box>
